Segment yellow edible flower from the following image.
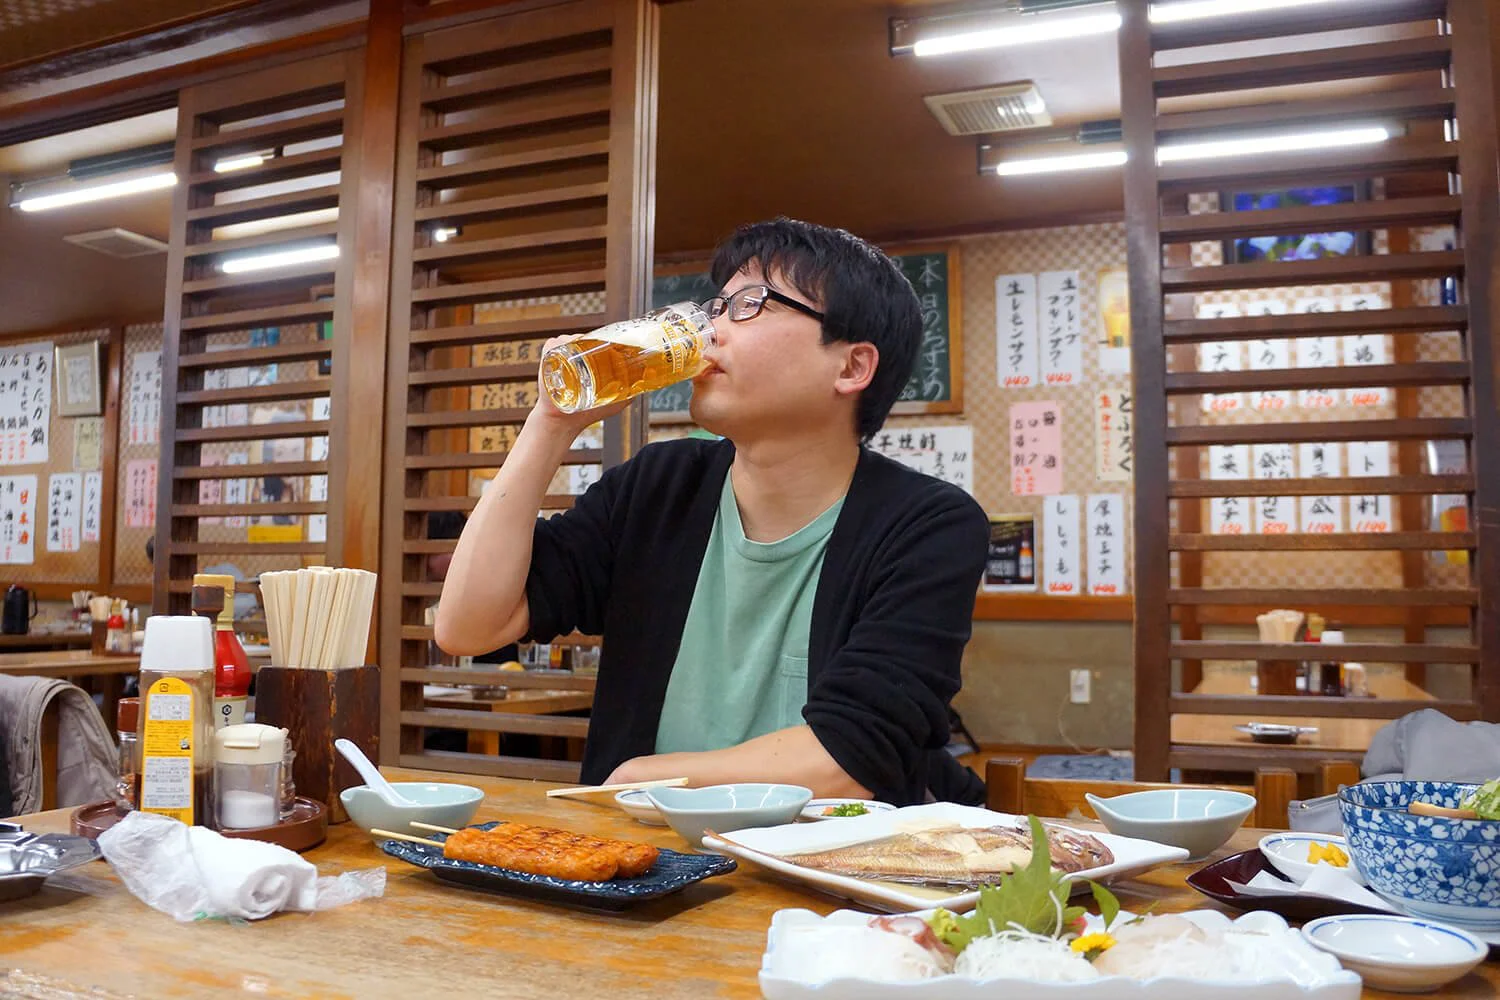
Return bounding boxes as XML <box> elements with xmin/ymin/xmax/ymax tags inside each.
<box><xmin>1308</xmin><ymin>842</ymin><xmax>1349</xmax><ymax>868</ymax></box>
<box><xmin>1071</xmin><ymin>932</ymin><xmax>1116</xmax><ymax>959</ymax></box>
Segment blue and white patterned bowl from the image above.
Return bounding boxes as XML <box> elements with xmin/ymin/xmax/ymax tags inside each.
<box><xmin>1339</xmin><ymin>780</ymin><xmax>1500</xmax><ymax>929</ymax></box>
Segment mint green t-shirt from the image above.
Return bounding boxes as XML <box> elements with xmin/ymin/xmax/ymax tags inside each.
<box><xmin>654</xmin><ymin>475</ymin><xmax>845</xmax><ymax>754</ymax></box>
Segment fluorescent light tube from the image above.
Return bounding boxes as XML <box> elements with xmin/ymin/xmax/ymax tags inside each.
<box><xmin>15</xmin><ymin>170</ymin><xmax>176</xmax><ymax>212</ymax></box>
<box><xmin>995</xmin><ymin>149</ymin><xmax>1129</xmax><ymax>176</ymax></box>
<box><xmin>1157</xmin><ymin>126</ymin><xmax>1391</xmax><ymax>162</ymax></box>
<box><xmin>219</xmin><ymin>243</ymin><xmax>339</xmax><ymax>274</ymax></box>
<box><xmin>1149</xmin><ymin>0</ymin><xmax>1357</xmax><ymax>24</ymax></box>
<box><xmin>214</xmin><ymin>153</ymin><xmax>269</xmax><ymax>173</ymax></box>
<box><xmin>914</xmin><ymin>10</ymin><xmax>1123</xmax><ymax>57</ymax></box>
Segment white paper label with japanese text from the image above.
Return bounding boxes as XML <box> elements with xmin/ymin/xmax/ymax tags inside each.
<box><xmin>1244</xmin><ymin>299</ymin><xmax>1291</xmax><ymax>412</ymax></box>
<box><xmin>996</xmin><ymin>274</ymin><xmax>1039</xmax><ymax>389</ymax></box>
<box><xmin>1039</xmin><ymin>271</ymin><xmax>1084</xmax><ymax>387</ymax></box>
<box><xmin>1208</xmin><ymin>444</ymin><xmax>1251</xmax><ymax>535</ymax></box>
<box><xmin>1196</xmin><ymin>303</ymin><xmax>1242</xmax><ymax>413</ymax></box>
<box><xmin>0</xmin><ymin>476</ymin><xmax>37</xmax><ymax>564</ymax></box>
<box><xmin>124</xmin><ymin>459</ymin><xmax>157</xmax><ymax>529</ymax></box>
<box><xmin>1009</xmin><ymin>402</ymin><xmax>1063</xmax><ymax>496</ymax></box>
<box><xmin>127</xmin><ymin>350</ymin><xmax>162</xmax><ymax>445</ymax></box>
<box><xmin>870</xmin><ymin>425</ymin><xmax>973</xmax><ymax>494</ymax></box>
<box><xmin>1094</xmin><ymin>390</ymin><xmax>1132</xmax><ymax>482</ymax></box>
<box><xmin>1086</xmin><ymin>494</ymin><xmax>1127</xmax><ymax>596</ymax></box>
<box><xmin>1298</xmin><ymin>442</ymin><xmax>1343</xmax><ymax>534</ymax></box>
<box><xmin>1044</xmin><ymin>494</ymin><xmax>1081</xmax><ymax>596</ymax></box>
<box><xmin>1339</xmin><ymin>294</ymin><xmax>1390</xmax><ymax>408</ymax></box>
<box><xmin>46</xmin><ymin>473</ymin><xmax>81</xmax><ymax>553</ymax></box>
<box><xmin>0</xmin><ymin>342</ymin><xmax>52</xmax><ymax>466</ymax></box>
<box><xmin>1293</xmin><ymin>298</ymin><xmax>1340</xmax><ymax>408</ymax></box>
<box><xmin>82</xmin><ymin>471</ymin><xmax>102</xmax><ymax>544</ymax></box>
<box><xmin>1253</xmin><ymin>443</ymin><xmax>1297</xmax><ymax>534</ymax></box>
<box><xmin>1348</xmin><ymin>440</ymin><xmax>1392</xmax><ymax>533</ymax></box>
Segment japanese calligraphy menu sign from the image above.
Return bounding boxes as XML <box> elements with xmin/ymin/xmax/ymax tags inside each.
<box><xmin>124</xmin><ymin>459</ymin><xmax>157</xmax><ymax>529</ymax></box>
<box><xmin>82</xmin><ymin>472</ymin><xmax>102</xmax><ymax>544</ymax></box>
<box><xmin>0</xmin><ymin>476</ymin><xmax>37</xmax><ymax>564</ymax></box>
<box><xmin>1044</xmin><ymin>494</ymin><xmax>1081</xmax><ymax>596</ymax></box>
<box><xmin>1086</xmin><ymin>494</ymin><xmax>1127</xmax><ymax>596</ymax></box>
<box><xmin>0</xmin><ymin>342</ymin><xmax>52</xmax><ymax>466</ymax></box>
<box><xmin>1039</xmin><ymin>270</ymin><xmax>1083</xmax><ymax>387</ymax></box>
<box><xmin>996</xmin><ymin>273</ymin><xmax>1039</xmax><ymax>389</ymax></box>
<box><xmin>1244</xmin><ymin>299</ymin><xmax>1290</xmax><ymax>412</ymax></box>
<box><xmin>127</xmin><ymin>350</ymin><xmax>162</xmax><ymax>445</ymax></box>
<box><xmin>1348</xmin><ymin>441</ymin><xmax>1392</xmax><ymax>533</ymax></box>
<box><xmin>46</xmin><ymin>473</ymin><xmax>81</xmax><ymax>553</ymax></box>
<box><xmin>870</xmin><ymin>425</ymin><xmax>974</xmax><ymax>494</ymax></box>
<box><xmin>1009</xmin><ymin>401</ymin><xmax>1064</xmax><ymax>497</ymax></box>
<box><xmin>1339</xmin><ymin>293</ymin><xmax>1390</xmax><ymax>408</ymax></box>
<box><xmin>1299</xmin><ymin>443</ymin><xmax>1343</xmax><ymax>534</ymax></box>
<box><xmin>1094</xmin><ymin>390</ymin><xmax>1132</xmax><ymax>482</ymax></box>
<box><xmin>1294</xmin><ymin>298</ymin><xmax>1340</xmax><ymax>408</ymax></box>
<box><xmin>1253</xmin><ymin>443</ymin><xmax>1297</xmax><ymax>534</ymax></box>
<box><xmin>1208</xmin><ymin>445</ymin><xmax>1251</xmax><ymax>535</ymax></box>
<box><xmin>1195</xmin><ymin>303</ymin><xmax>1242</xmax><ymax>413</ymax></box>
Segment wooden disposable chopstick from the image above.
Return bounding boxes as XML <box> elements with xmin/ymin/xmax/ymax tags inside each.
<box><xmin>545</xmin><ymin>777</ymin><xmax>689</xmax><ymax>800</ymax></box>
<box><xmin>370</xmin><ymin>828</ymin><xmax>443</xmax><ymax>847</ymax></box>
<box><xmin>410</xmin><ymin>821</ymin><xmax>461</xmax><ymax>835</ymax></box>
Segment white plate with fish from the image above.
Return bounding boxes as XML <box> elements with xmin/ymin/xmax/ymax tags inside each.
<box><xmin>760</xmin><ymin>907</ymin><xmax>1360</xmax><ymax>999</ymax></box>
<box><xmin>702</xmin><ymin>802</ymin><xmax>1189</xmax><ymax>914</ymax></box>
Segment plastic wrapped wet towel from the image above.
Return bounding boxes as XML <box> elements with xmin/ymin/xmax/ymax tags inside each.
<box><xmin>98</xmin><ymin>811</ymin><xmax>385</xmax><ymax>922</ymax></box>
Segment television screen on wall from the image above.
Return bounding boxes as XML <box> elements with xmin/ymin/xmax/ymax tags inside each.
<box><xmin>1224</xmin><ymin>183</ymin><xmax>1370</xmax><ymax>263</ymax></box>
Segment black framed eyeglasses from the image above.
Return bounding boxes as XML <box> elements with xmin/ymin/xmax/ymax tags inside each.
<box><xmin>702</xmin><ymin>284</ymin><xmax>826</xmax><ymax>324</ymax></box>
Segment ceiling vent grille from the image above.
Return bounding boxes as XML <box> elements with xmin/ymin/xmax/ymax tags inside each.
<box><xmin>924</xmin><ymin>82</ymin><xmax>1052</xmax><ymax>136</ymax></box>
<box><xmin>62</xmin><ymin>227</ymin><xmax>169</xmax><ymax>258</ymax></box>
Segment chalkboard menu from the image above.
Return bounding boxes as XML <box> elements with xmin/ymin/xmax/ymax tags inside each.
<box><xmin>646</xmin><ymin>244</ymin><xmax>962</xmax><ymax>420</ymax></box>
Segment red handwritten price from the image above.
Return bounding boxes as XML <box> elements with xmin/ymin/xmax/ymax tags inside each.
<box><xmin>1210</xmin><ymin>398</ymin><xmax>1239</xmax><ymax>412</ymax></box>
<box><xmin>1004</xmin><ymin>376</ymin><xmax>1033</xmax><ymax>388</ymax></box>
<box><xmin>1355</xmin><ymin>520</ymin><xmax>1389</xmax><ymax>533</ymax></box>
<box><xmin>1092</xmin><ymin>584</ymin><xmax>1118</xmax><ymax>595</ymax></box>
<box><xmin>1047</xmin><ymin>582</ymin><xmax>1076</xmax><ymax>594</ymax></box>
<box><xmin>1218</xmin><ymin>524</ymin><xmax>1245</xmax><ymax>535</ymax></box>
<box><xmin>1261</xmin><ymin>522</ymin><xmax>1290</xmax><ymax>535</ymax></box>
<box><xmin>1045</xmin><ymin>373</ymin><xmax>1074</xmax><ymax>385</ymax></box>
<box><xmin>1307</xmin><ymin>523</ymin><xmax>1335</xmax><ymax>534</ymax></box>
<box><xmin>1350</xmin><ymin>391</ymin><xmax>1382</xmax><ymax>406</ymax></box>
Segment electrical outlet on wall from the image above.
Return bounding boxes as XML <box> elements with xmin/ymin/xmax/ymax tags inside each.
<box><xmin>1070</xmin><ymin>668</ymin><xmax>1091</xmax><ymax>704</ymax></box>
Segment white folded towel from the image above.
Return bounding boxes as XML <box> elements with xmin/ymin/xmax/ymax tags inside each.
<box><xmin>98</xmin><ymin>811</ymin><xmax>383</xmax><ymax>922</ymax></box>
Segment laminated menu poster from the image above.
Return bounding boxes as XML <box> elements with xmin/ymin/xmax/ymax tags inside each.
<box><xmin>1038</xmin><ymin>270</ymin><xmax>1083</xmax><ymax>387</ymax></box>
<box><xmin>982</xmin><ymin>515</ymin><xmax>1036</xmax><ymax>593</ymax></box>
<box><xmin>0</xmin><ymin>475</ymin><xmax>37</xmax><ymax>564</ymax></box>
<box><xmin>1043</xmin><ymin>494</ymin><xmax>1081</xmax><ymax>596</ymax></box>
<box><xmin>127</xmin><ymin>350</ymin><xmax>162</xmax><ymax>445</ymax></box>
<box><xmin>869</xmin><ymin>425</ymin><xmax>973</xmax><ymax>494</ymax></box>
<box><xmin>46</xmin><ymin>472</ymin><xmax>81</xmax><ymax>553</ymax></box>
<box><xmin>1009</xmin><ymin>401</ymin><xmax>1063</xmax><ymax>497</ymax></box>
<box><xmin>0</xmin><ymin>342</ymin><xmax>52</xmax><ymax>466</ymax></box>
<box><xmin>995</xmin><ymin>273</ymin><xmax>1039</xmax><ymax>389</ymax></box>
<box><xmin>124</xmin><ymin>459</ymin><xmax>157</xmax><ymax>529</ymax></box>
<box><xmin>82</xmin><ymin>472</ymin><xmax>102</xmax><ymax>544</ymax></box>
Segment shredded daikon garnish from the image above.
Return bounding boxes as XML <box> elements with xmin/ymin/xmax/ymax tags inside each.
<box><xmin>953</xmin><ymin>930</ymin><xmax>1099</xmax><ymax>982</ymax></box>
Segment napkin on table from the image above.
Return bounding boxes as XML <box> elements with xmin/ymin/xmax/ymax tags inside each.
<box><xmin>1226</xmin><ymin>865</ymin><xmax>1399</xmax><ymax>914</ymax></box>
<box><xmin>98</xmin><ymin>811</ymin><xmax>384</xmax><ymax>922</ymax></box>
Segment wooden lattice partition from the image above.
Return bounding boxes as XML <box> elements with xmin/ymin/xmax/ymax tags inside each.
<box><xmin>379</xmin><ymin>0</ymin><xmax>658</xmax><ymax>777</ymax></box>
<box><xmin>156</xmin><ymin>47</ymin><xmax>370</xmax><ymax>616</ymax></box>
<box><xmin>1123</xmin><ymin>0</ymin><xmax>1500</xmax><ymax>780</ymax></box>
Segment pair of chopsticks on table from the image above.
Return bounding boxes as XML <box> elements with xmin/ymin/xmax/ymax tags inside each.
<box><xmin>372</xmin><ymin>821</ymin><xmax>468</xmax><ymax>848</ymax></box>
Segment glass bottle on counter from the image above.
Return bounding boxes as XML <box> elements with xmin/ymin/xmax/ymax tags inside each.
<box><xmin>1319</xmin><ymin>630</ymin><xmax>1346</xmax><ymax>697</ymax></box>
<box><xmin>105</xmin><ymin>600</ymin><xmax>129</xmax><ymax>654</ymax></box>
<box><xmin>113</xmin><ymin>697</ymin><xmax>140</xmax><ymax>812</ymax></box>
<box><xmin>137</xmin><ymin>615</ymin><xmax>218</xmax><ymax>827</ymax></box>
<box><xmin>192</xmin><ymin>575</ymin><xmax>251</xmax><ymax>729</ymax></box>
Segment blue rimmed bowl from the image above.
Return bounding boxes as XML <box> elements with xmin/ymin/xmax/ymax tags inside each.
<box><xmin>1339</xmin><ymin>780</ymin><xmax>1500</xmax><ymax>929</ymax></box>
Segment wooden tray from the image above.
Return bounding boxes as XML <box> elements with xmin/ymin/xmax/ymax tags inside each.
<box><xmin>70</xmin><ymin>797</ymin><xmax>328</xmax><ymax>853</ymax></box>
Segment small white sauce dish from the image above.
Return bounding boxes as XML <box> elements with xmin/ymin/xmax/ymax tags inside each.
<box><xmin>615</xmin><ymin>789</ymin><xmax>668</xmax><ymax>826</ymax></box>
<box><xmin>1302</xmin><ymin>914</ymin><xmax>1487</xmax><ymax>994</ymax></box>
<box><xmin>1259</xmin><ymin>831</ymin><xmax>1366</xmax><ymax>886</ymax></box>
<box><xmin>1085</xmin><ymin>787</ymin><xmax>1254</xmax><ymax>860</ymax></box>
<box><xmin>799</xmin><ymin>798</ymin><xmax>897</xmax><ymax>822</ymax></box>
<box><xmin>647</xmin><ymin>783</ymin><xmax>812</xmax><ymax>850</ymax></box>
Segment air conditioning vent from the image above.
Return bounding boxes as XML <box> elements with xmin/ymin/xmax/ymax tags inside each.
<box><xmin>62</xmin><ymin>227</ymin><xmax>169</xmax><ymax>258</ymax></box>
<box><xmin>924</xmin><ymin>82</ymin><xmax>1052</xmax><ymax>137</ymax></box>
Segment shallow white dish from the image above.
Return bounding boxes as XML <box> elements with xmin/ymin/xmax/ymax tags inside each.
<box><xmin>702</xmin><ymin>802</ymin><xmax>1189</xmax><ymax>914</ymax></box>
<box><xmin>1302</xmin><ymin>914</ymin><xmax>1486</xmax><ymax>994</ymax></box>
<box><xmin>1086</xmin><ymin>788</ymin><xmax>1254</xmax><ymax>861</ymax></box>
<box><xmin>1260</xmin><ymin>833</ymin><xmax>1366</xmax><ymax>887</ymax></box>
<box><xmin>760</xmin><ymin>907</ymin><xmax>1361</xmax><ymax>999</ymax></box>
<box><xmin>801</xmin><ymin>799</ymin><xmax>897</xmax><ymax>822</ymax></box>
<box><xmin>615</xmin><ymin>789</ymin><xmax>668</xmax><ymax>826</ymax></box>
<box><xmin>648</xmin><ymin>783</ymin><xmax>812</xmax><ymax>850</ymax></box>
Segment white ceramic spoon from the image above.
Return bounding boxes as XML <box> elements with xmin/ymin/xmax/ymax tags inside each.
<box><xmin>335</xmin><ymin>738</ymin><xmax>415</xmax><ymax>807</ymax></box>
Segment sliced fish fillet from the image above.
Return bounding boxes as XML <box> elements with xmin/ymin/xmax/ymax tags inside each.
<box><xmin>777</xmin><ymin>823</ymin><xmax>1113</xmax><ymax>887</ymax></box>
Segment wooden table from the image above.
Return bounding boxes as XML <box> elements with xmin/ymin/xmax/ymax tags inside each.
<box><xmin>0</xmin><ymin>631</ymin><xmax>90</xmax><ymax>651</ymax></box>
<box><xmin>0</xmin><ymin>649</ymin><xmax>137</xmax><ymax>732</ymax></box>
<box><xmin>1172</xmin><ymin>668</ymin><xmax>1436</xmax><ymax>753</ymax></box>
<box><xmin>2</xmin><ymin>767</ymin><xmax>1488</xmax><ymax>998</ymax></box>
<box><xmin>423</xmin><ymin>686</ymin><xmax>593</xmax><ymax>757</ymax></box>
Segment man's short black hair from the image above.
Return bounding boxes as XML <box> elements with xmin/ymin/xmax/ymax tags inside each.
<box><xmin>427</xmin><ymin>511</ymin><xmax>466</xmax><ymax>540</ymax></box>
<box><xmin>709</xmin><ymin>218</ymin><xmax>920</xmax><ymax>442</ymax></box>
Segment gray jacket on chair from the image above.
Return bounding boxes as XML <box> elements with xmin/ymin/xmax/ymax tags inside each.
<box><xmin>0</xmin><ymin>675</ymin><xmax>115</xmax><ymax>816</ymax></box>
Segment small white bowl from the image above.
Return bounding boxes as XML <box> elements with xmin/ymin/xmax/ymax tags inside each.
<box><xmin>647</xmin><ymin>783</ymin><xmax>812</xmax><ymax>850</ymax></box>
<box><xmin>1260</xmin><ymin>832</ymin><xmax>1366</xmax><ymax>886</ymax></box>
<box><xmin>1302</xmin><ymin>914</ymin><xmax>1487</xmax><ymax>993</ymax></box>
<box><xmin>615</xmin><ymin>789</ymin><xmax>668</xmax><ymax>826</ymax></box>
<box><xmin>799</xmin><ymin>798</ymin><xmax>897</xmax><ymax>822</ymax></box>
<box><xmin>340</xmin><ymin>782</ymin><xmax>484</xmax><ymax>839</ymax></box>
<box><xmin>1085</xmin><ymin>788</ymin><xmax>1255</xmax><ymax>860</ymax></box>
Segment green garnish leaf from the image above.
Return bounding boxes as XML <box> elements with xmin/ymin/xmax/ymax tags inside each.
<box><xmin>826</xmin><ymin>802</ymin><xmax>869</xmax><ymax>817</ymax></box>
<box><xmin>1091</xmin><ymin>880</ymin><xmax>1121</xmax><ymax>931</ymax></box>
<box><xmin>1462</xmin><ymin>779</ymin><xmax>1500</xmax><ymax>820</ymax></box>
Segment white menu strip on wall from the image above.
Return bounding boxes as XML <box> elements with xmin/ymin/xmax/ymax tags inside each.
<box><xmin>1044</xmin><ymin>494</ymin><xmax>1081</xmax><ymax>596</ymax></box>
<box><xmin>1196</xmin><ymin>302</ymin><xmax>1242</xmax><ymax>413</ymax></box>
<box><xmin>1038</xmin><ymin>270</ymin><xmax>1084</xmax><ymax>387</ymax></box>
<box><xmin>1086</xmin><ymin>494</ymin><xmax>1127</xmax><ymax>596</ymax></box>
<box><xmin>0</xmin><ymin>475</ymin><xmax>37</xmax><ymax>564</ymax></box>
<box><xmin>82</xmin><ymin>471</ymin><xmax>102</xmax><ymax>544</ymax></box>
<box><xmin>46</xmin><ymin>472</ymin><xmax>81</xmax><ymax>553</ymax></box>
<box><xmin>1252</xmin><ymin>443</ymin><xmax>1297</xmax><ymax>534</ymax></box>
<box><xmin>1298</xmin><ymin>442</ymin><xmax>1343</xmax><ymax>534</ymax></box>
<box><xmin>1348</xmin><ymin>440</ymin><xmax>1393</xmax><ymax>533</ymax></box>
<box><xmin>996</xmin><ymin>273</ymin><xmax>1039</xmax><ymax>389</ymax></box>
<box><xmin>1208</xmin><ymin>444</ymin><xmax>1251</xmax><ymax>535</ymax></box>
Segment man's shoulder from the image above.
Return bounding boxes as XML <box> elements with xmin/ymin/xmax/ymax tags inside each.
<box><xmin>624</xmin><ymin>435</ymin><xmax>731</xmax><ymax>475</ymax></box>
<box><xmin>855</xmin><ymin>446</ymin><xmax>985</xmax><ymax>519</ymax></box>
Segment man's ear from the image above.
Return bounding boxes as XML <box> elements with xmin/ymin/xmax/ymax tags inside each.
<box><xmin>834</xmin><ymin>343</ymin><xmax>879</xmax><ymax>397</ymax></box>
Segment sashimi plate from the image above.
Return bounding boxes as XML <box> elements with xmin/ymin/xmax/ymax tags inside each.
<box><xmin>703</xmin><ymin>802</ymin><xmax>1189</xmax><ymax>914</ymax></box>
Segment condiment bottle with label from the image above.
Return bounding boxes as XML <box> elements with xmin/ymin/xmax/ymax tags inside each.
<box><xmin>1319</xmin><ymin>629</ymin><xmax>1346</xmax><ymax>697</ymax></box>
<box><xmin>105</xmin><ymin>600</ymin><xmax>129</xmax><ymax>653</ymax></box>
<box><xmin>137</xmin><ymin>616</ymin><xmax>217</xmax><ymax>826</ymax></box>
<box><xmin>214</xmin><ymin>724</ymin><xmax>286</xmax><ymax>830</ymax></box>
<box><xmin>113</xmin><ymin>697</ymin><xmax>140</xmax><ymax>812</ymax></box>
<box><xmin>192</xmin><ymin>574</ymin><xmax>251</xmax><ymax>729</ymax></box>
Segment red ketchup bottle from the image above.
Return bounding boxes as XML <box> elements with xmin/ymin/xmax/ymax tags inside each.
<box><xmin>192</xmin><ymin>575</ymin><xmax>251</xmax><ymax>729</ymax></box>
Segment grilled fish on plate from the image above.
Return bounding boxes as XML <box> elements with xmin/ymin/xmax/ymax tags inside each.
<box><xmin>770</xmin><ymin>822</ymin><xmax>1114</xmax><ymax>887</ymax></box>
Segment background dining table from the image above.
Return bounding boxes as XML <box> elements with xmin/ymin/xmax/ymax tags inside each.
<box><xmin>1</xmin><ymin>767</ymin><xmax>1493</xmax><ymax>998</ymax></box>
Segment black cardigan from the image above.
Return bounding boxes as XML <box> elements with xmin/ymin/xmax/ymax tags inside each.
<box><xmin>523</xmin><ymin>437</ymin><xmax>989</xmax><ymax>806</ymax></box>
